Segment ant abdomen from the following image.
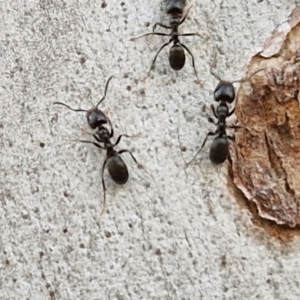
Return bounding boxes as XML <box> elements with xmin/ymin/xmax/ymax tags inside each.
<box><xmin>169</xmin><ymin>45</ymin><xmax>185</xmax><ymax>70</ymax></box>
<box><xmin>209</xmin><ymin>137</ymin><xmax>229</xmax><ymax>165</ymax></box>
<box><xmin>214</xmin><ymin>82</ymin><xmax>235</xmax><ymax>103</ymax></box>
<box><xmin>107</xmin><ymin>156</ymin><xmax>129</xmax><ymax>185</ymax></box>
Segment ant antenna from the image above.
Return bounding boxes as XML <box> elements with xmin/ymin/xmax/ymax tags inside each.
<box><xmin>53</xmin><ymin>75</ymin><xmax>114</xmax><ymax>112</ymax></box>
<box><xmin>209</xmin><ymin>52</ymin><xmax>223</xmax><ymax>81</ymax></box>
<box><xmin>95</xmin><ymin>75</ymin><xmax>114</xmax><ymax>108</ymax></box>
<box><xmin>231</xmin><ymin>68</ymin><xmax>265</xmax><ymax>84</ymax></box>
<box><xmin>53</xmin><ymin>102</ymin><xmax>87</xmax><ymax>112</ymax></box>
<box><xmin>210</xmin><ymin>53</ymin><xmax>265</xmax><ymax>83</ymax></box>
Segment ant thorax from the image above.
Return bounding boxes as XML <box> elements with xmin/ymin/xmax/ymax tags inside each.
<box><xmin>169</xmin><ymin>14</ymin><xmax>182</xmax><ymax>27</ymax></box>
<box><xmin>216</xmin><ymin>104</ymin><xmax>229</xmax><ymax>120</ymax></box>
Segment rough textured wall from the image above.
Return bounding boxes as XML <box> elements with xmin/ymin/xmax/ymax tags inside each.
<box><xmin>0</xmin><ymin>1</ymin><xmax>299</xmax><ymax>299</ymax></box>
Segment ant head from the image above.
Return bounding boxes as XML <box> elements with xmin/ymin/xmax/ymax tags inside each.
<box><xmin>86</xmin><ymin>108</ymin><xmax>107</xmax><ymax>129</ymax></box>
<box><xmin>166</xmin><ymin>0</ymin><xmax>185</xmax><ymax>15</ymax></box>
<box><xmin>87</xmin><ymin>75</ymin><xmax>114</xmax><ymax>129</ymax></box>
<box><xmin>54</xmin><ymin>75</ymin><xmax>114</xmax><ymax>129</ymax></box>
<box><xmin>214</xmin><ymin>81</ymin><xmax>235</xmax><ymax>103</ymax></box>
<box><xmin>209</xmin><ymin>136</ymin><xmax>229</xmax><ymax>165</ymax></box>
<box><xmin>169</xmin><ymin>44</ymin><xmax>185</xmax><ymax>70</ymax></box>
<box><xmin>210</xmin><ymin>52</ymin><xmax>265</xmax><ymax>104</ymax></box>
<box><xmin>211</xmin><ymin>64</ymin><xmax>265</xmax><ymax>104</ymax></box>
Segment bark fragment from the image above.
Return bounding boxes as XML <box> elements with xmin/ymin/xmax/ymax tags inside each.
<box><xmin>231</xmin><ymin>8</ymin><xmax>300</xmax><ymax>227</ymax></box>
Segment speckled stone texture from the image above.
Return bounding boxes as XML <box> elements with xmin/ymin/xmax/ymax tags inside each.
<box><xmin>0</xmin><ymin>1</ymin><xmax>299</xmax><ymax>299</ymax></box>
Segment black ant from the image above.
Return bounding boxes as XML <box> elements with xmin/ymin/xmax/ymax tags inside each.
<box><xmin>54</xmin><ymin>75</ymin><xmax>114</xmax><ymax>131</ymax></box>
<box><xmin>187</xmin><ymin>62</ymin><xmax>264</xmax><ymax>165</ymax></box>
<box><xmin>54</xmin><ymin>76</ymin><xmax>141</xmax><ymax>214</ymax></box>
<box><xmin>130</xmin><ymin>0</ymin><xmax>204</xmax><ymax>80</ymax></box>
<box><xmin>74</xmin><ymin>127</ymin><xmax>142</xmax><ymax>215</ymax></box>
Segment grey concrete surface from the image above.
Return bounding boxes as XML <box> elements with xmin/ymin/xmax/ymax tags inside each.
<box><xmin>0</xmin><ymin>1</ymin><xmax>299</xmax><ymax>299</ymax></box>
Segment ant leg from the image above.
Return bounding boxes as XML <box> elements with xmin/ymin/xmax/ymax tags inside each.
<box><xmin>93</xmin><ymin>134</ymin><xmax>104</xmax><ymax>144</ymax></box>
<box><xmin>227</xmin><ymin>125</ymin><xmax>243</xmax><ymax>130</ymax></box>
<box><xmin>130</xmin><ymin>32</ymin><xmax>171</xmax><ymax>41</ymax></box>
<box><xmin>186</xmin><ymin>131</ymin><xmax>217</xmax><ymax>166</ymax></box>
<box><xmin>153</xmin><ymin>22</ymin><xmax>171</xmax><ymax>32</ymax></box>
<box><xmin>179</xmin><ymin>32</ymin><xmax>206</xmax><ymax>39</ymax></box>
<box><xmin>53</xmin><ymin>102</ymin><xmax>87</xmax><ymax>112</ymax></box>
<box><xmin>180</xmin><ymin>43</ymin><xmax>199</xmax><ymax>82</ymax></box>
<box><xmin>228</xmin><ymin>107</ymin><xmax>236</xmax><ymax>117</ymax></box>
<box><xmin>227</xmin><ymin>135</ymin><xmax>235</xmax><ymax>142</ymax></box>
<box><xmin>113</xmin><ymin>133</ymin><xmax>141</xmax><ymax>147</ymax></box>
<box><xmin>100</xmin><ymin>158</ymin><xmax>108</xmax><ymax>215</ymax></box>
<box><xmin>228</xmin><ymin>99</ymin><xmax>237</xmax><ymax>117</ymax></box>
<box><xmin>72</xmin><ymin>139</ymin><xmax>105</xmax><ymax>149</ymax></box>
<box><xmin>80</xmin><ymin>128</ymin><xmax>97</xmax><ymax>136</ymax></box>
<box><xmin>107</xmin><ymin>116</ymin><xmax>114</xmax><ymax>138</ymax></box>
<box><xmin>208</xmin><ymin>116</ymin><xmax>217</xmax><ymax>125</ymax></box>
<box><xmin>118</xmin><ymin>149</ymin><xmax>143</xmax><ymax>168</ymax></box>
<box><xmin>146</xmin><ymin>40</ymin><xmax>173</xmax><ymax>77</ymax></box>
<box><xmin>210</xmin><ymin>104</ymin><xmax>218</xmax><ymax>119</ymax></box>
